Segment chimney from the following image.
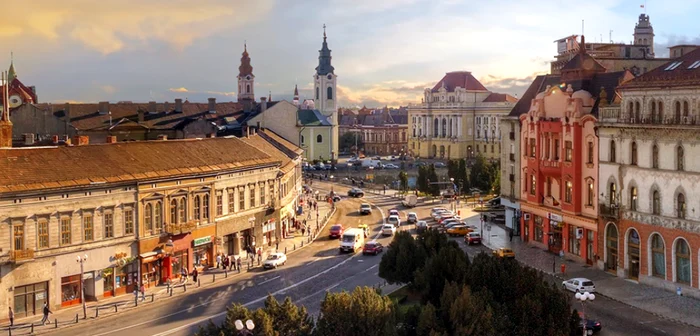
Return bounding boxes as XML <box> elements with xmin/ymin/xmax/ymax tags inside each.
<box><xmin>23</xmin><ymin>133</ymin><xmax>35</xmax><ymax>145</ymax></box>
<box><xmin>208</xmin><ymin>98</ymin><xmax>216</xmax><ymax>114</ymax></box>
<box><xmin>175</xmin><ymin>99</ymin><xmax>183</xmax><ymax>113</ymax></box>
<box><xmin>138</xmin><ymin>110</ymin><xmax>145</xmax><ymax>123</ymax></box>
<box><xmin>72</xmin><ymin>135</ymin><xmax>89</xmax><ymax>146</ymax></box>
<box><xmin>157</xmin><ymin>134</ymin><xmax>168</xmax><ymax>141</ymax></box>
<box><xmin>148</xmin><ymin>101</ymin><xmax>157</xmax><ymax>114</ymax></box>
<box><xmin>260</xmin><ymin>97</ymin><xmax>267</xmax><ymax>113</ymax></box>
<box><xmin>98</xmin><ymin>101</ymin><xmax>110</xmax><ymax>115</ymax></box>
<box><xmin>164</xmin><ymin>101</ymin><xmax>170</xmax><ymax>113</ymax></box>
<box><xmin>106</xmin><ymin>135</ymin><xmax>118</xmax><ymax>143</ymax></box>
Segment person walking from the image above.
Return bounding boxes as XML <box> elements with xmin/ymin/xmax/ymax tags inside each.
<box><xmin>237</xmin><ymin>257</ymin><xmax>242</xmax><ymax>273</ymax></box>
<box><xmin>216</xmin><ymin>253</ymin><xmax>222</xmax><ymax>269</ymax></box>
<box><xmin>301</xmin><ymin>226</ymin><xmax>306</xmax><ymax>236</ymax></box>
<box><xmin>192</xmin><ymin>267</ymin><xmax>199</xmax><ymax>283</ymax></box>
<box><xmin>257</xmin><ymin>248</ymin><xmax>262</xmax><ymax>265</ymax></box>
<box><xmin>8</xmin><ymin>307</ymin><xmax>13</xmax><ymax>327</ymax></box>
<box><xmin>228</xmin><ymin>256</ymin><xmax>234</xmax><ymax>271</ymax></box>
<box><xmin>509</xmin><ymin>229</ymin><xmax>514</xmax><ymax>242</ymax></box>
<box><xmin>223</xmin><ymin>255</ymin><xmax>229</xmax><ymax>270</ymax></box>
<box><xmin>140</xmin><ymin>283</ymin><xmax>146</xmax><ymax>302</ymax></box>
<box><xmin>40</xmin><ymin>302</ymin><xmax>51</xmax><ymax>325</ymax></box>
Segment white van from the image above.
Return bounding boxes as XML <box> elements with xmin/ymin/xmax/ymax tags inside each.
<box><xmin>339</xmin><ymin>228</ymin><xmax>365</xmax><ymax>253</ymax></box>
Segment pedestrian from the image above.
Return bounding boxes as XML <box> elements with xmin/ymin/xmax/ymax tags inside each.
<box><xmin>228</xmin><ymin>256</ymin><xmax>234</xmax><ymax>271</ymax></box>
<box><xmin>140</xmin><ymin>283</ymin><xmax>146</xmax><ymax>301</ymax></box>
<box><xmin>509</xmin><ymin>229</ymin><xmax>514</xmax><ymax>242</ymax></box>
<box><xmin>216</xmin><ymin>253</ymin><xmax>222</xmax><ymax>269</ymax></box>
<box><xmin>8</xmin><ymin>307</ymin><xmax>13</xmax><ymax>327</ymax></box>
<box><xmin>257</xmin><ymin>248</ymin><xmax>262</xmax><ymax>264</ymax></box>
<box><xmin>41</xmin><ymin>302</ymin><xmax>51</xmax><ymax>325</ymax></box>
<box><xmin>192</xmin><ymin>267</ymin><xmax>199</xmax><ymax>283</ymax></box>
<box><xmin>237</xmin><ymin>257</ymin><xmax>242</xmax><ymax>273</ymax></box>
<box><xmin>301</xmin><ymin>226</ymin><xmax>306</xmax><ymax>236</ymax></box>
<box><xmin>223</xmin><ymin>255</ymin><xmax>229</xmax><ymax>270</ymax></box>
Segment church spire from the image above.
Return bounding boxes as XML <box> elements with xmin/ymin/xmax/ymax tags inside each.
<box><xmin>294</xmin><ymin>84</ymin><xmax>299</xmax><ymax>99</ymax></box>
<box><xmin>268</xmin><ymin>91</ymin><xmax>272</xmax><ymax>102</ymax></box>
<box><xmin>239</xmin><ymin>42</ymin><xmax>253</xmax><ymax>77</ymax></box>
<box><xmin>316</xmin><ymin>24</ymin><xmax>334</xmax><ymax>75</ymax></box>
<box><xmin>7</xmin><ymin>52</ymin><xmax>16</xmax><ymax>83</ymax></box>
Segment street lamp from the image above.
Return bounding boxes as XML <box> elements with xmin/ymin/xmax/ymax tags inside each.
<box><xmin>575</xmin><ymin>291</ymin><xmax>595</xmax><ymax>336</ymax></box>
<box><xmin>76</xmin><ymin>254</ymin><xmax>88</xmax><ymax>319</ymax></box>
<box><xmin>235</xmin><ymin>319</ymin><xmax>255</xmax><ymax>336</ymax></box>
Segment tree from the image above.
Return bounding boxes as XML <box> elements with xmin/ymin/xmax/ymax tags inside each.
<box><xmin>490</xmin><ymin>166</ymin><xmax>501</xmax><ymax>194</ymax></box>
<box><xmin>416</xmin><ymin>303</ymin><xmax>441</xmax><ymax>336</ymax></box>
<box><xmin>264</xmin><ymin>296</ymin><xmax>314</xmax><ymax>336</ymax></box>
<box><xmin>457</xmin><ymin>159</ymin><xmax>469</xmax><ymax>193</ymax></box>
<box><xmin>417</xmin><ymin>166</ymin><xmax>429</xmax><ymax>193</ymax></box>
<box><xmin>449</xmin><ymin>287</ymin><xmax>496</xmax><ymax>336</ymax></box>
<box><xmin>428</xmin><ymin>164</ymin><xmax>440</xmax><ymax>196</ymax></box>
<box><xmin>339</xmin><ymin>132</ymin><xmax>363</xmax><ymax>153</ymax></box>
<box><xmin>469</xmin><ymin>155</ymin><xmax>489</xmax><ymax>192</ymax></box>
<box><xmin>314</xmin><ymin>287</ymin><xmax>397</xmax><ymax>336</ymax></box>
<box><xmin>398</xmin><ymin>171</ymin><xmax>409</xmax><ymax>192</ymax></box>
<box><xmin>568</xmin><ymin>309</ymin><xmax>582</xmax><ymax>336</ymax></box>
<box><xmin>415</xmin><ymin>243</ymin><xmax>470</xmax><ymax>306</ymax></box>
<box><xmin>379</xmin><ymin>231</ymin><xmax>425</xmax><ymax>285</ymax></box>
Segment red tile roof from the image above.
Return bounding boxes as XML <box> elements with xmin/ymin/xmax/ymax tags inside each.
<box><xmin>620</xmin><ymin>47</ymin><xmax>700</xmax><ymax>89</ymax></box>
<box><xmin>0</xmin><ymin>137</ymin><xmax>279</xmax><ymax>194</ymax></box>
<box><xmin>431</xmin><ymin>71</ymin><xmax>488</xmax><ymax>92</ymax></box>
<box><xmin>483</xmin><ymin>93</ymin><xmax>519</xmax><ymax>103</ymax></box>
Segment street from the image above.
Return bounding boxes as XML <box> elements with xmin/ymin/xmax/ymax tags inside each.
<box><xmin>44</xmin><ymin>182</ymin><xmax>700</xmax><ymax>336</ymax></box>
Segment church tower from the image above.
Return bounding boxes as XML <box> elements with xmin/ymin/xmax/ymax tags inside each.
<box><xmin>633</xmin><ymin>13</ymin><xmax>654</xmax><ymax>57</ymax></box>
<box><xmin>314</xmin><ymin>25</ymin><xmax>339</xmax><ymax>159</ymax></box>
<box><xmin>293</xmin><ymin>84</ymin><xmax>300</xmax><ymax>107</ymax></box>
<box><xmin>237</xmin><ymin>43</ymin><xmax>255</xmax><ymax>102</ymax></box>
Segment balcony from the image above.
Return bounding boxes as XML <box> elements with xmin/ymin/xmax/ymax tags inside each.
<box><xmin>10</xmin><ymin>249</ymin><xmax>34</xmax><ymax>262</ymax></box>
<box><xmin>509</xmin><ymin>153</ymin><xmax>515</xmax><ymax>161</ymax></box>
<box><xmin>509</xmin><ymin>174</ymin><xmax>515</xmax><ymax>182</ymax></box>
<box><xmin>600</xmin><ymin>204</ymin><xmax>620</xmax><ymax>220</ymax></box>
<box><xmin>598</xmin><ymin>106</ymin><xmax>700</xmax><ymax>126</ymax></box>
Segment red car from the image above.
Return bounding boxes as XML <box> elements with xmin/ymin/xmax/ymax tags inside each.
<box><xmin>362</xmin><ymin>241</ymin><xmax>384</xmax><ymax>255</ymax></box>
<box><xmin>329</xmin><ymin>224</ymin><xmax>344</xmax><ymax>239</ymax></box>
<box><xmin>465</xmin><ymin>232</ymin><xmax>482</xmax><ymax>245</ymax></box>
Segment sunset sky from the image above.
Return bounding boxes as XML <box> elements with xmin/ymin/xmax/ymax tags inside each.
<box><xmin>2</xmin><ymin>0</ymin><xmax>699</xmax><ymax>107</ymax></box>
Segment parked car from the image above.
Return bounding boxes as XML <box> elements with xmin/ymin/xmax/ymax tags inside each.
<box><xmin>430</xmin><ymin>207</ymin><xmax>448</xmax><ymax>215</ymax></box>
<box><xmin>348</xmin><ymin>188</ymin><xmax>365</xmax><ymax>197</ymax></box>
<box><xmin>381</xmin><ymin>224</ymin><xmax>397</xmax><ymax>236</ymax></box>
<box><xmin>562</xmin><ymin>278</ymin><xmax>596</xmax><ymax>293</ymax></box>
<box><xmin>387</xmin><ymin>215</ymin><xmax>401</xmax><ymax>227</ymax></box>
<box><xmin>329</xmin><ymin>224</ymin><xmax>345</xmax><ymax>239</ymax></box>
<box><xmin>581</xmin><ymin>319</ymin><xmax>602</xmax><ymax>334</ymax></box>
<box><xmin>263</xmin><ymin>253</ymin><xmax>287</xmax><ymax>269</ymax></box>
<box><xmin>434</xmin><ymin>162</ymin><xmax>447</xmax><ymax>168</ymax></box>
<box><xmin>383</xmin><ymin>163</ymin><xmax>399</xmax><ymax>169</ymax></box>
<box><xmin>416</xmin><ymin>221</ymin><xmax>428</xmax><ymax>233</ymax></box>
<box><xmin>359</xmin><ymin>203</ymin><xmax>372</xmax><ymax>215</ymax></box>
<box><xmin>407</xmin><ymin>212</ymin><xmax>418</xmax><ymax>224</ymax></box>
<box><xmin>414</xmin><ymin>161</ymin><xmax>427</xmax><ymax>167</ymax></box>
<box><xmin>446</xmin><ymin>225</ymin><xmax>472</xmax><ymax>236</ymax></box>
<box><xmin>328</xmin><ymin>191</ymin><xmax>341</xmax><ymax>202</ymax></box>
<box><xmin>402</xmin><ymin>195</ymin><xmax>418</xmax><ymax>208</ymax></box>
<box><xmin>437</xmin><ymin>213</ymin><xmax>459</xmax><ymax>224</ymax></box>
<box><xmin>432</xmin><ymin>210</ymin><xmax>453</xmax><ymax>221</ymax></box>
<box><xmin>492</xmin><ymin>248</ymin><xmax>516</xmax><ymax>258</ymax></box>
<box><xmin>362</xmin><ymin>241</ymin><xmax>384</xmax><ymax>255</ymax></box>
<box><xmin>465</xmin><ymin>232</ymin><xmax>482</xmax><ymax>245</ymax></box>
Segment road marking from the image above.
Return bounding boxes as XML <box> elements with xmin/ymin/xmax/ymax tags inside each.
<box><xmin>258</xmin><ymin>276</ymin><xmax>280</xmax><ymax>285</ymax></box>
<box><xmin>365</xmin><ymin>264</ymin><xmax>378</xmax><ymax>272</ymax></box>
<box><xmin>294</xmin><ymin>282</ymin><xmax>341</xmax><ymax>304</ymax></box>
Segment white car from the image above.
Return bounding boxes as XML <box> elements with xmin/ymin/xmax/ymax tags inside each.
<box><xmin>387</xmin><ymin>215</ymin><xmax>401</xmax><ymax>227</ymax></box>
<box><xmin>430</xmin><ymin>208</ymin><xmax>448</xmax><ymax>217</ymax></box>
<box><xmin>407</xmin><ymin>212</ymin><xmax>418</xmax><ymax>224</ymax></box>
<box><xmin>381</xmin><ymin>224</ymin><xmax>397</xmax><ymax>236</ymax></box>
<box><xmin>389</xmin><ymin>209</ymin><xmax>401</xmax><ymax>219</ymax></box>
<box><xmin>263</xmin><ymin>252</ymin><xmax>287</xmax><ymax>269</ymax></box>
<box><xmin>433</xmin><ymin>211</ymin><xmax>454</xmax><ymax>221</ymax></box>
<box><xmin>383</xmin><ymin>163</ymin><xmax>399</xmax><ymax>169</ymax></box>
<box><xmin>562</xmin><ymin>278</ymin><xmax>596</xmax><ymax>293</ymax></box>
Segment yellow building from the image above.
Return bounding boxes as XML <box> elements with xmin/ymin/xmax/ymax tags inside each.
<box><xmin>407</xmin><ymin>71</ymin><xmax>517</xmax><ymax>162</ymax></box>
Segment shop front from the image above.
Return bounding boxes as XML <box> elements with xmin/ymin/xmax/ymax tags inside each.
<box><xmin>14</xmin><ymin>282</ymin><xmax>49</xmax><ymax>317</ymax></box>
<box><xmin>548</xmin><ymin>213</ymin><xmax>564</xmax><ymax>254</ymax></box>
<box><xmin>140</xmin><ymin>251</ymin><xmax>164</xmax><ymax>288</ymax></box>
<box><xmin>262</xmin><ymin>220</ymin><xmax>276</xmax><ymax>247</ymax></box>
<box><xmin>60</xmin><ymin>275</ymin><xmax>81</xmax><ymax>307</ymax></box>
<box><xmin>193</xmin><ymin>236</ymin><xmax>214</xmax><ymax>271</ymax></box>
<box><xmin>162</xmin><ymin>233</ymin><xmax>193</xmax><ymax>281</ymax></box>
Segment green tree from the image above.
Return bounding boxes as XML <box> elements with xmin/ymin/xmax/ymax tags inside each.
<box><xmin>416</xmin><ymin>303</ymin><xmax>441</xmax><ymax>336</ymax></box>
<box><xmin>339</xmin><ymin>132</ymin><xmax>363</xmax><ymax>153</ymax></box>
<box><xmin>469</xmin><ymin>155</ymin><xmax>489</xmax><ymax>192</ymax></box>
<box><xmin>447</xmin><ymin>160</ymin><xmax>459</xmax><ymax>180</ymax></box>
<box><xmin>449</xmin><ymin>287</ymin><xmax>496</xmax><ymax>336</ymax></box>
<box><xmin>417</xmin><ymin>165</ymin><xmax>429</xmax><ymax>193</ymax></box>
<box><xmin>398</xmin><ymin>171</ymin><xmax>409</xmax><ymax>191</ymax></box>
<box><xmin>379</xmin><ymin>231</ymin><xmax>425</xmax><ymax>285</ymax></box>
<box><xmin>490</xmin><ymin>166</ymin><xmax>501</xmax><ymax>194</ymax></box>
<box><xmin>314</xmin><ymin>287</ymin><xmax>397</xmax><ymax>336</ymax></box>
<box><xmin>264</xmin><ymin>296</ymin><xmax>314</xmax><ymax>336</ymax></box>
<box><xmin>428</xmin><ymin>164</ymin><xmax>440</xmax><ymax>196</ymax></box>
<box><xmin>457</xmin><ymin>159</ymin><xmax>469</xmax><ymax>193</ymax></box>
<box><xmin>415</xmin><ymin>243</ymin><xmax>470</xmax><ymax>306</ymax></box>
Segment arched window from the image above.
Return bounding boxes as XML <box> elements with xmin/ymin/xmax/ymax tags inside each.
<box><xmin>683</xmin><ymin>101</ymin><xmax>689</xmax><ymax>118</ymax></box>
<box><xmin>433</xmin><ymin>118</ymin><xmax>439</xmax><ymax>136</ymax></box>
<box><xmin>652</xmin><ymin>144</ymin><xmax>659</xmax><ymax>169</ymax></box>
<box><xmin>144</xmin><ymin>203</ymin><xmax>153</xmax><ymax>230</ymax></box>
<box><xmin>441</xmin><ymin>118</ymin><xmax>447</xmax><ymax>137</ymax></box>
<box><xmin>628</xmin><ymin>102</ymin><xmax>634</xmax><ymax>117</ymax></box>
<box><xmin>658</xmin><ymin>101</ymin><xmax>664</xmax><ymax>121</ymax></box>
<box><xmin>246</xmin><ymin>84</ymin><xmax>250</xmax><ymax>94</ymax></box>
<box><xmin>316</xmin><ymin>134</ymin><xmax>323</xmax><ymax>143</ymax></box>
<box><xmin>327</xmin><ymin>87</ymin><xmax>333</xmax><ymax>100</ymax></box>
<box><xmin>630</xmin><ymin>187</ymin><xmax>637</xmax><ymax>211</ymax></box>
<box><xmin>610</xmin><ymin>140</ymin><xmax>616</xmax><ymax>162</ymax></box>
<box><xmin>677</xmin><ymin>193</ymin><xmax>686</xmax><ymax>219</ymax></box>
<box><xmin>627</xmin><ymin>229</ymin><xmax>640</xmax><ymax>279</ymax></box>
<box><xmin>675</xmin><ymin>101</ymin><xmax>682</xmax><ymax>123</ymax></box>
<box><xmin>316</xmin><ymin>87</ymin><xmax>319</xmax><ymax>100</ymax></box>
<box><xmin>652</xmin><ymin>190</ymin><xmax>660</xmax><ymax>215</ymax></box>
<box><xmin>635</xmin><ymin>101</ymin><xmax>641</xmax><ymax>122</ymax></box>
<box><xmin>675</xmin><ymin>239</ymin><xmax>691</xmax><ymax>284</ymax></box>
<box><xmin>651</xmin><ymin>101</ymin><xmax>657</xmax><ymax>122</ymax></box>
<box><xmin>448</xmin><ymin>119</ymin><xmax>453</xmax><ymax>137</ymax></box>
<box><xmin>194</xmin><ymin>195</ymin><xmax>201</xmax><ymax>220</ymax></box>
<box><xmin>606</xmin><ymin>224</ymin><xmax>618</xmax><ymax>272</ymax></box>
<box><xmin>154</xmin><ymin>201</ymin><xmax>162</xmax><ymax>230</ymax></box>
<box><xmin>170</xmin><ymin>199</ymin><xmax>178</xmax><ymax>224</ymax></box>
<box><xmin>609</xmin><ymin>182</ymin><xmax>617</xmax><ymax>205</ymax></box>
<box><xmin>651</xmin><ymin>234</ymin><xmax>666</xmax><ymax>278</ymax></box>
<box><xmin>631</xmin><ymin>141</ymin><xmax>638</xmax><ymax>165</ymax></box>
<box><xmin>202</xmin><ymin>194</ymin><xmax>210</xmax><ymax>220</ymax></box>
<box><xmin>677</xmin><ymin>146</ymin><xmax>684</xmax><ymax>171</ymax></box>
<box><xmin>179</xmin><ymin>198</ymin><xmax>186</xmax><ymax>224</ymax></box>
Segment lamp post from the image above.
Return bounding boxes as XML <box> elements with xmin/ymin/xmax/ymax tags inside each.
<box><xmin>450</xmin><ymin>177</ymin><xmax>455</xmax><ymax>211</ymax></box>
<box><xmin>235</xmin><ymin>319</ymin><xmax>255</xmax><ymax>336</ymax></box>
<box><xmin>575</xmin><ymin>291</ymin><xmax>595</xmax><ymax>336</ymax></box>
<box><xmin>76</xmin><ymin>254</ymin><xmax>88</xmax><ymax>319</ymax></box>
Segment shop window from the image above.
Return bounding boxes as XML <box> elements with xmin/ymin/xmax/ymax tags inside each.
<box><xmin>534</xmin><ymin>216</ymin><xmax>544</xmax><ymax>243</ymax></box>
<box><xmin>568</xmin><ymin>225</ymin><xmax>581</xmax><ymax>256</ymax></box>
<box><xmin>675</xmin><ymin>239</ymin><xmax>691</xmax><ymax>284</ymax></box>
<box><xmin>124</xmin><ymin>208</ymin><xmax>134</xmax><ymax>235</ymax></box>
<box><xmin>83</xmin><ymin>213</ymin><xmax>93</xmax><ymax>241</ymax></box>
<box><xmin>61</xmin><ymin>275</ymin><xmax>81</xmax><ymax>307</ymax></box>
<box><xmin>61</xmin><ymin>217</ymin><xmax>72</xmax><ymax>245</ymax></box>
<box><xmin>38</xmin><ymin>219</ymin><xmax>49</xmax><ymax>249</ymax></box>
<box><xmin>104</xmin><ymin>211</ymin><xmax>114</xmax><ymax>238</ymax></box>
<box><xmin>651</xmin><ymin>234</ymin><xmax>666</xmax><ymax>278</ymax></box>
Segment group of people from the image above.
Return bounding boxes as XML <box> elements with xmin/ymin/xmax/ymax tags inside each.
<box><xmin>214</xmin><ymin>252</ymin><xmax>247</xmax><ymax>272</ymax></box>
<box><xmin>8</xmin><ymin>303</ymin><xmax>52</xmax><ymax>327</ymax></box>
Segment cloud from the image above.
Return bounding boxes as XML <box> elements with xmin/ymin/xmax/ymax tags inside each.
<box><xmin>169</xmin><ymin>87</ymin><xmax>189</xmax><ymax>93</ymax></box>
<box><xmin>0</xmin><ymin>0</ymin><xmax>274</xmax><ymax>54</ymax></box>
<box><xmin>654</xmin><ymin>34</ymin><xmax>700</xmax><ymax>58</ymax></box>
<box><xmin>100</xmin><ymin>85</ymin><xmax>117</xmax><ymax>94</ymax></box>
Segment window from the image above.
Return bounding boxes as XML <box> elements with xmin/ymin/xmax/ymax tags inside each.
<box><xmin>677</xmin><ymin>146</ymin><xmax>684</xmax><ymax>171</ymax></box>
<box><xmin>652</xmin><ymin>144</ymin><xmax>659</xmax><ymax>168</ymax></box>
<box><xmin>544</xmin><ymin>137</ymin><xmax>550</xmax><ymax>159</ymax></box>
<box><xmin>239</xmin><ymin>188</ymin><xmax>245</xmax><ymax>210</ymax></box>
<box><xmin>246</xmin><ymin>84</ymin><xmax>250</xmax><ymax>94</ymax></box>
<box><xmin>61</xmin><ymin>217</ymin><xmax>72</xmax><ymax>245</ymax></box>
<box><xmin>315</xmin><ymin>87</ymin><xmax>319</xmax><ymax>100</ymax></box>
<box><xmin>530</xmin><ymin>175</ymin><xmax>536</xmax><ymax>195</ymax></box>
<box><xmin>631</xmin><ymin>142</ymin><xmax>638</xmax><ymax>165</ymax></box>
<box><xmin>630</xmin><ymin>187</ymin><xmax>638</xmax><ymax>211</ymax></box>
<box><xmin>38</xmin><ymin>219</ymin><xmax>49</xmax><ymax>248</ymax></box>
<box><xmin>675</xmin><ymin>239</ymin><xmax>691</xmax><ymax>284</ymax></box>
<box><xmin>145</xmin><ymin>204</ymin><xmax>153</xmax><ymax>230</ymax></box>
<box><xmin>651</xmin><ymin>102</ymin><xmax>658</xmax><ymax>123</ymax></box>
<box><xmin>441</xmin><ymin>119</ymin><xmax>447</xmax><ymax>137</ymax></box>
<box><xmin>101</xmin><ymin>212</ymin><xmax>113</xmax><ymax>239</ymax></box>
<box><xmin>677</xmin><ymin>193</ymin><xmax>686</xmax><ymax>219</ymax></box>
<box><xmin>524</xmin><ymin>173</ymin><xmax>528</xmax><ymax>192</ymax></box>
<box><xmin>587</xmin><ymin>142</ymin><xmax>594</xmax><ymax>163</ymax></box>
<box><xmin>269</xmin><ymin>183</ymin><xmax>275</xmax><ymax>201</ymax></box>
<box><xmin>154</xmin><ymin>201</ymin><xmax>162</xmax><ymax>230</ymax></box>
<box><xmin>83</xmin><ymin>213</ymin><xmax>93</xmax><ymax>241</ymax></box>
<box><xmin>260</xmin><ymin>184</ymin><xmax>265</xmax><ymax>205</ymax></box>
<box><xmin>491</xmin><ymin>145</ymin><xmax>494</xmax><ymax>153</ymax></box>
<box><xmin>194</xmin><ymin>195</ymin><xmax>201</xmax><ymax>220</ymax></box>
<box><xmin>651</xmin><ymin>234</ymin><xmax>666</xmax><ymax>278</ymax></box>
<box><xmin>529</xmin><ymin>138</ymin><xmax>536</xmax><ymax>158</ymax></box>
<box><xmin>568</xmin><ymin>225</ymin><xmax>580</xmax><ymax>256</ymax></box>
<box><xmin>13</xmin><ymin>222</ymin><xmax>24</xmax><ymax>250</ymax></box>
<box><xmin>327</xmin><ymin>87</ymin><xmax>333</xmax><ymax>100</ymax></box>
<box><xmin>675</xmin><ymin>101</ymin><xmax>682</xmax><ymax>123</ymax></box>
<box><xmin>565</xmin><ymin>181</ymin><xmax>573</xmax><ymax>203</ymax></box>
<box><xmin>202</xmin><ymin>194</ymin><xmax>210</xmax><ymax>220</ymax></box>
<box><xmin>124</xmin><ymin>209</ymin><xmax>134</xmax><ymax>235</ymax></box>
<box><xmin>170</xmin><ymin>199</ymin><xmax>178</xmax><ymax>224</ymax></box>
<box><xmin>250</xmin><ymin>186</ymin><xmax>256</xmax><ymax>208</ymax></box>
<box><xmin>554</xmin><ymin>139</ymin><xmax>560</xmax><ymax>160</ymax></box>
<box><xmin>216</xmin><ymin>194</ymin><xmax>223</xmax><ymax>216</ymax></box>
<box><xmin>228</xmin><ymin>190</ymin><xmax>235</xmax><ymax>213</ymax></box>
<box><xmin>652</xmin><ymin>190</ymin><xmax>661</xmax><ymax>215</ymax></box>
<box><xmin>609</xmin><ymin>183</ymin><xmax>617</xmax><ymax>205</ymax></box>
<box><xmin>433</xmin><ymin>118</ymin><xmax>439</xmax><ymax>136</ymax></box>
<box><xmin>565</xmin><ymin>141</ymin><xmax>572</xmax><ymax>162</ymax></box>
<box><xmin>534</xmin><ymin>216</ymin><xmax>544</xmax><ymax>243</ymax></box>
<box><xmin>301</xmin><ymin>135</ymin><xmax>305</xmax><ymax>145</ymax></box>
<box><xmin>316</xmin><ymin>134</ymin><xmax>323</xmax><ymax>143</ymax></box>
<box><xmin>587</xmin><ymin>182</ymin><xmax>594</xmax><ymax>206</ymax></box>
<box><xmin>179</xmin><ymin>198</ymin><xmax>186</xmax><ymax>223</ymax></box>
<box><xmin>546</xmin><ymin>177</ymin><xmax>552</xmax><ymax>197</ymax></box>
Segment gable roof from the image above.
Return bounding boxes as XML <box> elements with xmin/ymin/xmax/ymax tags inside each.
<box><xmin>0</xmin><ymin>137</ymin><xmax>279</xmax><ymax>194</ymax></box>
<box><xmin>620</xmin><ymin>47</ymin><xmax>700</xmax><ymax>89</ymax></box>
<box><xmin>431</xmin><ymin>71</ymin><xmax>488</xmax><ymax>92</ymax></box>
<box><xmin>240</xmin><ymin>133</ymin><xmax>295</xmax><ymax>174</ymax></box>
<box><xmin>483</xmin><ymin>93</ymin><xmax>519</xmax><ymax>103</ymax></box>
<box><xmin>298</xmin><ymin>109</ymin><xmax>332</xmax><ymax>126</ymax></box>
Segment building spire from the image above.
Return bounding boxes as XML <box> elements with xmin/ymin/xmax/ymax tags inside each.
<box><xmin>316</xmin><ymin>25</ymin><xmax>334</xmax><ymax>75</ymax></box>
<box><xmin>7</xmin><ymin>52</ymin><xmax>16</xmax><ymax>83</ymax></box>
<box><xmin>239</xmin><ymin>42</ymin><xmax>253</xmax><ymax>77</ymax></box>
<box><xmin>294</xmin><ymin>84</ymin><xmax>299</xmax><ymax>99</ymax></box>
<box><xmin>323</xmin><ymin>24</ymin><xmax>326</xmax><ymax>41</ymax></box>
<box><xmin>268</xmin><ymin>91</ymin><xmax>272</xmax><ymax>102</ymax></box>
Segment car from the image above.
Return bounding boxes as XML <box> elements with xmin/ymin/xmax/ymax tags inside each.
<box><xmin>432</xmin><ymin>210</ymin><xmax>453</xmax><ymax>221</ymax></box>
<box><xmin>581</xmin><ymin>319</ymin><xmax>602</xmax><ymax>334</ymax></box>
<box><xmin>387</xmin><ymin>215</ymin><xmax>401</xmax><ymax>227</ymax></box>
<box><xmin>433</xmin><ymin>162</ymin><xmax>447</xmax><ymax>168</ymax></box>
<box><xmin>359</xmin><ymin>203</ymin><xmax>372</xmax><ymax>215</ymax></box>
<box><xmin>389</xmin><ymin>209</ymin><xmax>401</xmax><ymax>219</ymax></box>
<box><xmin>437</xmin><ymin>213</ymin><xmax>459</xmax><ymax>224</ymax></box>
<box><xmin>414</xmin><ymin>161</ymin><xmax>427</xmax><ymax>167</ymax></box>
<box><xmin>465</xmin><ymin>232</ymin><xmax>482</xmax><ymax>245</ymax></box>
<box><xmin>562</xmin><ymin>278</ymin><xmax>596</xmax><ymax>293</ymax></box>
<box><xmin>446</xmin><ymin>225</ymin><xmax>472</xmax><ymax>236</ymax></box>
<box><xmin>329</xmin><ymin>224</ymin><xmax>345</xmax><ymax>239</ymax></box>
<box><xmin>263</xmin><ymin>253</ymin><xmax>287</xmax><ymax>269</ymax></box>
<box><xmin>348</xmin><ymin>188</ymin><xmax>365</xmax><ymax>197</ymax></box>
<box><xmin>416</xmin><ymin>221</ymin><xmax>428</xmax><ymax>233</ymax></box>
<box><xmin>443</xmin><ymin>221</ymin><xmax>465</xmax><ymax>230</ymax></box>
<box><xmin>407</xmin><ymin>212</ymin><xmax>418</xmax><ymax>224</ymax></box>
<box><xmin>381</xmin><ymin>224</ymin><xmax>396</xmax><ymax>236</ymax></box>
<box><xmin>492</xmin><ymin>248</ymin><xmax>516</xmax><ymax>258</ymax></box>
<box><xmin>384</xmin><ymin>163</ymin><xmax>400</xmax><ymax>169</ymax></box>
<box><xmin>362</xmin><ymin>241</ymin><xmax>384</xmax><ymax>255</ymax></box>
<box><xmin>430</xmin><ymin>207</ymin><xmax>448</xmax><ymax>215</ymax></box>
<box><xmin>441</xmin><ymin>218</ymin><xmax>462</xmax><ymax>226</ymax></box>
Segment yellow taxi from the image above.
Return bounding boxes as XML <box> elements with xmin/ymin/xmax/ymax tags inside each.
<box><xmin>446</xmin><ymin>225</ymin><xmax>472</xmax><ymax>236</ymax></box>
<box><xmin>357</xmin><ymin>224</ymin><xmax>370</xmax><ymax>238</ymax></box>
<box><xmin>492</xmin><ymin>248</ymin><xmax>516</xmax><ymax>259</ymax></box>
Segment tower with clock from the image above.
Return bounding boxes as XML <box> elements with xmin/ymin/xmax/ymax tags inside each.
<box><xmin>237</xmin><ymin>43</ymin><xmax>255</xmax><ymax>102</ymax></box>
<box><xmin>313</xmin><ymin>25</ymin><xmax>339</xmax><ymax>159</ymax></box>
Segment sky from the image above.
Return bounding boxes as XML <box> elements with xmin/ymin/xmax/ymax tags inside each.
<box><xmin>2</xmin><ymin>0</ymin><xmax>700</xmax><ymax>107</ymax></box>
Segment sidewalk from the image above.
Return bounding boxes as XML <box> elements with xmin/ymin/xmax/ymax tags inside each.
<box><xmin>468</xmin><ymin>208</ymin><xmax>700</xmax><ymax>329</ymax></box>
<box><xmin>6</xmin><ymin>201</ymin><xmax>336</xmax><ymax>335</ymax></box>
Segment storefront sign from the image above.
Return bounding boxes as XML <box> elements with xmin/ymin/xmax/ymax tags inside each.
<box><xmin>193</xmin><ymin>236</ymin><xmax>212</xmax><ymax>247</ymax></box>
<box><xmin>114</xmin><ymin>252</ymin><xmax>128</xmax><ymax>259</ymax></box>
<box><xmin>548</xmin><ymin>213</ymin><xmax>563</xmax><ymax>222</ymax></box>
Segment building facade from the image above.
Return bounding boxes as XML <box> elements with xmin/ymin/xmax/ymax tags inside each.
<box><xmin>408</xmin><ymin>71</ymin><xmax>516</xmax><ymax>162</ymax></box>
<box><xmin>339</xmin><ymin>107</ymin><xmax>408</xmax><ymax>156</ymax></box>
<box><xmin>596</xmin><ymin>48</ymin><xmax>700</xmax><ymax>298</ymax></box>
